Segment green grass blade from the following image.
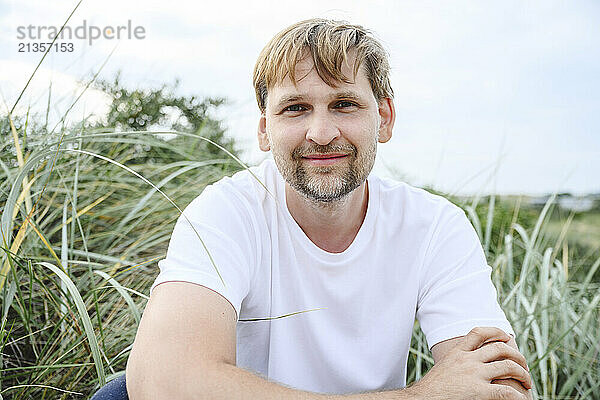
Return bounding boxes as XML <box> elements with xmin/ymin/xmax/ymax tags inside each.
<box><xmin>93</xmin><ymin>270</ymin><xmax>141</xmax><ymax>325</ymax></box>
<box><xmin>36</xmin><ymin>261</ymin><xmax>106</xmax><ymax>386</ymax></box>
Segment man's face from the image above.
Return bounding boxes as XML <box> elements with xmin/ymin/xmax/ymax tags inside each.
<box><xmin>258</xmin><ymin>54</ymin><xmax>394</xmax><ymax>203</ymax></box>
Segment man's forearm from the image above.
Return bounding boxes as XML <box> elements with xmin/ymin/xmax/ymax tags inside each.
<box><xmin>134</xmin><ymin>361</ymin><xmax>415</xmax><ymax>400</ymax></box>
<box><xmin>201</xmin><ymin>362</ymin><xmax>415</xmax><ymax>400</ymax></box>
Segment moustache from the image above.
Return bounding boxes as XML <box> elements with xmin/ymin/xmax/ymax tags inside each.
<box><xmin>292</xmin><ymin>144</ymin><xmax>357</xmax><ymax>159</ymax></box>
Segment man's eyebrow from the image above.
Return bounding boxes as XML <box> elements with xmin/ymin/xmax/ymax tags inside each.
<box><xmin>332</xmin><ymin>91</ymin><xmax>363</xmax><ymax>101</ymax></box>
<box><xmin>274</xmin><ymin>95</ymin><xmax>306</xmax><ymax>110</ymax></box>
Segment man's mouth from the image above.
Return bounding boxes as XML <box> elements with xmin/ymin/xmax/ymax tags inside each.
<box><xmin>301</xmin><ymin>153</ymin><xmax>349</xmax><ymax>165</ymax></box>
<box><xmin>303</xmin><ymin>153</ymin><xmax>348</xmax><ymax>159</ymax></box>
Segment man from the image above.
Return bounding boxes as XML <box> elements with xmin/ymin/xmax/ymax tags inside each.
<box><xmin>127</xmin><ymin>19</ymin><xmax>532</xmax><ymax>399</ymax></box>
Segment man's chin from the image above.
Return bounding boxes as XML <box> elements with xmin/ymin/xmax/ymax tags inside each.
<box><xmin>300</xmin><ymin>189</ymin><xmax>348</xmax><ymax>203</ymax></box>
<box><xmin>296</xmin><ymin>178</ymin><xmax>360</xmax><ymax>203</ymax></box>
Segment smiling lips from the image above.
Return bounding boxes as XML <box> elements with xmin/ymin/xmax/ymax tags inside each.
<box><xmin>301</xmin><ymin>153</ymin><xmax>349</xmax><ymax>166</ymax></box>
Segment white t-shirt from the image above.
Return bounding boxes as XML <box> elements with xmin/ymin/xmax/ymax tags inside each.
<box><xmin>150</xmin><ymin>159</ymin><xmax>514</xmax><ymax>395</ymax></box>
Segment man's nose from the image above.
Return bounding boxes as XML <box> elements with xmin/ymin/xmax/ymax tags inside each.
<box><xmin>305</xmin><ymin>112</ymin><xmax>340</xmax><ymax>145</ymax></box>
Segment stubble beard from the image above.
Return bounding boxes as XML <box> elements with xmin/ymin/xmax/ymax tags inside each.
<box><xmin>272</xmin><ymin>136</ymin><xmax>378</xmax><ymax>204</ymax></box>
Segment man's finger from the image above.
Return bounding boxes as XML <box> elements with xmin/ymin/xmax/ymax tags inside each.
<box><xmin>461</xmin><ymin>327</ymin><xmax>511</xmax><ymax>351</ymax></box>
<box><xmin>485</xmin><ymin>360</ymin><xmax>532</xmax><ymax>390</ymax></box>
<box><xmin>487</xmin><ymin>384</ymin><xmax>529</xmax><ymax>400</ymax></box>
<box><xmin>492</xmin><ymin>378</ymin><xmax>531</xmax><ymax>398</ymax></box>
<box><xmin>476</xmin><ymin>341</ymin><xmax>529</xmax><ymax>372</ymax></box>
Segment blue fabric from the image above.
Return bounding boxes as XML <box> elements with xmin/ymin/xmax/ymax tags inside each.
<box><xmin>90</xmin><ymin>374</ymin><xmax>128</xmax><ymax>400</ymax></box>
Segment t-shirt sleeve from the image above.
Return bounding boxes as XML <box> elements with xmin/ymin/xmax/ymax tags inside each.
<box><xmin>416</xmin><ymin>203</ymin><xmax>514</xmax><ymax>349</ymax></box>
<box><xmin>150</xmin><ymin>183</ymin><xmax>257</xmax><ymax>320</ymax></box>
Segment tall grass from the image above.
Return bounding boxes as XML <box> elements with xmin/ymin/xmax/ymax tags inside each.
<box><xmin>0</xmin><ymin>114</ymin><xmax>242</xmax><ymax>398</ymax></box>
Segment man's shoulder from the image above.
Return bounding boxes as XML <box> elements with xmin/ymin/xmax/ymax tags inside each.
<box><xmin>185</xmin><ymin>158</ymin><xmax>279</xmax><ymax>215</ymax></box>
<box><xmin>215</xmin><ymin>158</ymin><xmax>276</xmax><ymax>190</ymax></box>
<box><xmin>373</xmin><ymin>174</ymin><xmax>462</xmax><ymax>219</ymax></box>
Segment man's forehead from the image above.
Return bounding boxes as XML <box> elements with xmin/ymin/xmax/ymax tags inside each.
<box><xmin>267</xmin><ymin>60</ymin><xmax>370</xmax><ymax>103</ymax></box>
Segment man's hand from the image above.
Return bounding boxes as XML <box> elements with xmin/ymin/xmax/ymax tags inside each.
<box><xmin>408</xmin><ymin>327</ymin><xmax>532</xmax><ymax>400</ymax></box>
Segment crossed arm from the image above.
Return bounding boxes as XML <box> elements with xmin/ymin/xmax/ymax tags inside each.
<box><xmin>126</xmin><ymin>282</ymin><xmax>532</xmax><ymax>400</ymax></box>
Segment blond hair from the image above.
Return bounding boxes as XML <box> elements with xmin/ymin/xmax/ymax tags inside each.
<box><xmin>253</xmin><ymin>18</ymin><xmax>394</xmax><ymax>113</ymax></box>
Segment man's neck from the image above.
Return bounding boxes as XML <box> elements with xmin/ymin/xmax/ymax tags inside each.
<box><xmin>284</xmin><ymin>181</ymin><xmax>369</xmax><ymax>253</ymax></box>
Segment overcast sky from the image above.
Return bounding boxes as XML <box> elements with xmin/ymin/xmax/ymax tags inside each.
<box><xmin>1</xmin><ymin>0</ymin><xmax>598</xmax><ymax>195</ymax></box>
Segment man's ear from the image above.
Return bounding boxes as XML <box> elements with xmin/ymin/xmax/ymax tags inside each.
<box><xmin>377</xmin><ymin>97</ymin><xmax>395</xmax><ymax>143</ymax></box>
<box><xmin>257</xmin><ymin>114</ymin><xmax>270</xmax><ymax>152</ymax></box>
